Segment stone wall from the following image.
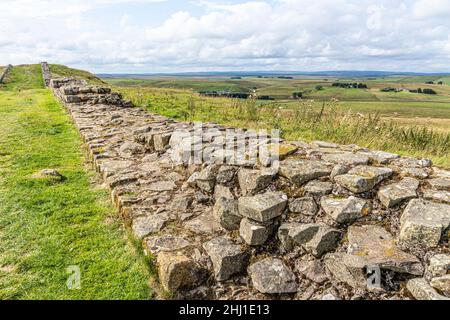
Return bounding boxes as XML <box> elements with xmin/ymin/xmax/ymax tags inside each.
<box><xmin>45</xmin><ymin>71</ymin><xmax>450</xmax><ymax>300</ymax></box>
<box><xmin>41</xmin><ymin>62</ymin><xmax>51</xmax><ymax>87</ymax></box>
<box><xmin>0</xmin><ymin>64</ymin><xmax>12</xmax><ymax>84</ymax></box>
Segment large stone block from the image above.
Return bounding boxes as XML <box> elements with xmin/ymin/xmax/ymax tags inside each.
<box><xmin>238</xmin><ymin>192</ymin><xmax>288</xmax><ymax>222</ymax></box>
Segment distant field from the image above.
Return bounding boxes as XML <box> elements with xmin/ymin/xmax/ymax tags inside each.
<box><xmin>105</xmin><ymin>75</ymin><xmax>450</xmax><ymax>133</ymax></box>
<box><xmin>115</xmin><ymin>85</ymin><xmax>450</xmax><ymax>167</ymax></box>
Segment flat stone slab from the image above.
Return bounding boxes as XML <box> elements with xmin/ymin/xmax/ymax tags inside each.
<box><xmin>131</xmin><ymin>213</ymin><xmax>170</xmax><ymax>239</ymax></box>
<box><xmin>322</xmin><ymin>152</ymin><xmax>369</xmax><ymax>166</ymax></box>
<box><xmin>303</xmin><ymin>224</ymin><xmax>342</xmax><ymax>257</ymax></box>
<box><xmin>377</xmin><ymin>177</ymin><xmax>419</xmax><ymax>208</ymax></box>
<box><xmin>238</xmin><ymin>192</ymin><xmax>288</xmax><ymax>222</ymax></box>
<box><xmin>279</xmin><ymin>159</ymin><xmax>331</xmax><ymax>185</ymax></box>
<box><xmin>428</xmin><ymin>178</ymin><xmax>450</xmax><ymax>191</ymax></box>
<box><xmin>248</xmin><ymin>258</ymin><xmax>297</xmax><ymax>294</ymax></box>
<box><xmin>400</xmin><ymin>167</ymin><xmax>429</xmax><ymax>179</ymax></box>
<box><xmin>203</xmin><ymin>236</ymin><xmax>249</xmax><ymax>281</ymax></box>
<box><xmin>238</xmin><ymin>168</ymin><xmax>276</xmax><ymax>195</ymax></box>
<box><xmin>334</xmin><ymin>165</ymin><xmax>393</xmax><ymax>193</ymax></box>
<box><xmin>348</xmin><ymin>225</ymin><xmax>423</xmax><ymax>275</ymax></box>
<box><xmin>406</xmin><ymin>278</ymin><xmax>450</xmax><ymax>300</ymax></box>
<box><xmin>359</xmin><ymin>150</ymin><xmax>400</xmax><ymax>164</ymax></box>
<box><xmin>423</xmin><ymin>190</ymin><xmax>450</xmax><ymax>204</ymax></box>
<box><xmin>288</xmin><ymin>197</ymin><xmax>318</xmax><ymax>215</ymax></box>
<box><xmin>303</xmin><ymin>180</ymin><xmax>333</xmax><ymax>197</ymax></box>
<box><xmin>147</xmin><ymin>180</ymin><xmax>177</xmax><ymax>192</ymax></box>
<box><xmin>144</xmin><ymin>235</ymin><xmax>191</xmax><ymax>255</ymax></box>
<box><xmin>259</xmin><ymin>143</ymin><xmax>298</xmax><ymax>166</ymax></box>
<box><xmin>278</xmin><ymin>222</ymin><xmax>341</xmax><ymax>257</ymax></box>
<box><xmin>324</xmin><ymin>252</ymin><xmax>368</xmax><ymax>289</ymax></box>
<box><xmin>399</xmin><ymin>199</ymin><xmax>450</xmax><ymax>248</ymax></box>
<box><xmin>184</xmin><ymin>212</ymin><xmax>223</xmax><ymax>234</ymax></box>
<box><xmin>391</xmin><ymin>157</ymin><xmax>432</xmax><ymax>168</ymax></box>
<box><xmin>321</xmin><ymin>196</ymin><xmax>371</xmax><ymax>224</ymax></box>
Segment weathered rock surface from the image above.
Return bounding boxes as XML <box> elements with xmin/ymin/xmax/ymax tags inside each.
<box><xmin>324</xmin><ymin>252</ymin><xmax>368</xmax><ymax>289</ymax></box>
<box><xmin>238</xmin><ymin>192</ymin><xmax>288</xmax><ymax>222</ymax></box>
<box><xmin>303</xmin><ymin>180</ymin><xmax>333</xmax><ymax>197</ymax></box>
<box><xmin>423</xmin><ymin>189</ymin><xmax>450</xmax><ymax>204</ymax></box>
<box><xmin>321</xmin><ymin>196</ymin><xmax>370</xmax><ymax>224</ymax></box>
<box><xmin>248</xmin><ymin>258</ymin><xmax>297</xmax><ymax>294</ymax></box>
<box><xmin>131</xmin><ymin>213</ymin><xmax>169</xmax><ymax>239</ymax></box>
<box><xmin>347</xmin><ymin>225</ymin><xmax>423</xmax><ymax>275</ymax></box>
<box><xmin>278</xmin><ymin>223</ymin><xmax>341</xmax><ymax>257</ymax></box>
<box><xmin>427</xmin><ymin>254</ymin><xmax>450</xmax><ymax>278</ymax></box>
<box><xmin>399</xmin><ymin>199</ymin><xmax>450</xmax><ymax>248</ymax></box>
<box><xmin>428</xmin><ymin>178</ymin><xmax>450</xmax><ymax>191</ymax></box>
<box><xmin>377</xmin><ymin>177</ymin><xmax>419</xmax><ymax>208</ymax></box>
<box><xmin>184</xmin><ymin>212</ymin><xmax>223</xmax><ymax>235</ymax></box>
<box><xmin>430</xmin><ymin>275</ymin><xmax>450</xmax><ymax>296</ymax></box>
<box><xmin>279</xmin><ymin>159</ymin><xmax>331</xmax><ymax>185</ymax></box>
<box><xmin>157</xmin><ymin>252</ymin><xmax>204</xmax><ymax>292</ymax></box>
<box><xmin>239</xmin><ymin>218</ymin><xmax>271</xmax><ymax>246</ymax></box>
<box><xmin>335</xmin><ymin>166</ymin><xmax>393</xmax><ymax>193</ymax></box>
<box><xmin>203</xmin><ymin>237</ymin><xmax>249</xmax><ymax>281</ymax></box>
<box><xmin>238</xmin><ymin>168</ymin><xmax>276</xmax><ymax>195</ymax></box>
<box><xmin>288</xmin><ymin>197</ymin><xmax>318</xmax><ymax>215</ymax></box>
<box><xmin>144</xmin><ymin>235</ymin><xmax>191</xmax><ymax>255</ymax></box>
<box><xmin>322</xmin><ymin>152</ymin><xmax>369</xmax><ymax>166</ymax></box>
<box><xmin>213</xmin><ymin>197</ymin><xmax>241</xmax><ymax>230</ymax></box>
<box><xmin>406</xmin><ymin>278</ymin><xmax>450</xmax><ymax>300</ymax></box>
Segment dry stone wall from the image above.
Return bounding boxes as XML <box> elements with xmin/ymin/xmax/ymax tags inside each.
<box><xmin>43</xmin><ymin>64</ymin><xmax>450</xmax><ymax>300</ymax></box>
<box><xmin>0</xmin><ymin>64</ymin><xmax>12</xmax><ymax>84</ymax></box>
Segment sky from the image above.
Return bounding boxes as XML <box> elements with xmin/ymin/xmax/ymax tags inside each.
<box><xmin>1</xmin><ymin>0</ymin><xmax>450</xmax><ymax>73</ymax></box>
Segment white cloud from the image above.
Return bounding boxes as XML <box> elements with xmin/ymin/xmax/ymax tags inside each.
<box><xmin>0</xmin><ymin>0</ymin><xmax>449</xmax><ymax>72</ymax></box>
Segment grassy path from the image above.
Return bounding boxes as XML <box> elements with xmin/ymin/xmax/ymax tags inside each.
<box><xmin>0</xmin><ymin>68</ymin><xmax>153</xmax><ymax>299</ymax></box>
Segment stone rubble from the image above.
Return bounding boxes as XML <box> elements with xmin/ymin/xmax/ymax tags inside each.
<box><xmin>42</xmin><ymin>62</ymin><xmax>450</xmax><ymax>300</ymax></box>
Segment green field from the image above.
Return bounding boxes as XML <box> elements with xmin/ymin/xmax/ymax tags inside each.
<box><xmin>106</xmin><ymin>75</ymin><xmax>450</xmax><ymax>133</ymax></box>
<box><xmin>0</xmin><ymin>65</ymin><xmax>153</xmax><ymax>299</ymax></box>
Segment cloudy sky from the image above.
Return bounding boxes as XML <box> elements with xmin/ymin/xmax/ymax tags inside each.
<box><xmin>1</xmin><ymin>0</ymin><xmax>450</xmax><ymax>73</ymax></box>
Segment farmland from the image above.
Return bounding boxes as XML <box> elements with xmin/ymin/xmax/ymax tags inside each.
<box><xmin>105</xmin><ymin>75</ymin><xmax>450</xmax><ymax>129</ymax></box>
<box><xmin>103</xmin><ymin>74</ymin><xmax>450</xmax><ymax>166</ymax></box>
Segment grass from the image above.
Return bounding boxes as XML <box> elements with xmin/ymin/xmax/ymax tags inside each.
<box><xmin>49</xmin><ymin>64</ymin><xmax>106</xmax><ymax>86</ymax></box>
<box><xmin>1</xmin><ymin>65</ymin><xmax>45</xmax><ymax>90</ymax></box>
<box><xmin>0</xmin><ymin>66</ymin><xmax>153</xmax><ymax>299</ymax></box>
<box><xmin>117</xmin><ymin>86</ymin><xmax>450</xmax><ymax>168</ymax></box>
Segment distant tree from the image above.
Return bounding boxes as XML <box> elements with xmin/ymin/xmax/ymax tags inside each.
<box><xmin>418</xmin><ymin>88</ymin><xmax>422</xmax><ymax>93</ymax></box>
<box><xmin>422</xmin><ymin>88</ymin><xmax>437</xmax><ymax>94</ymax></box>
<box><xmin>315</xmin><ymin>85</ymin><xmax>323</xmax><ymax>91</ymax></box>
<box><xmin>292</xmin><ymin>92</ymin><xmax>303</xmax><ymax>99</ymax></box>
<box><xmin>438</xmin><ymin>81</ymin><xmax>443</xmax><ymax>85</ymax></box>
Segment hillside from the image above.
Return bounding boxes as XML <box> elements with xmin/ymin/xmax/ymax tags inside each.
<box><xmin>49</xmin><ymin>64</ymin><xmax>106</xmax><ymax>85</ymax></box>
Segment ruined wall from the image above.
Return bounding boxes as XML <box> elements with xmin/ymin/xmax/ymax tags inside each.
<box><xmin>44</xmin><ymin>67</ymin><xmax>450</xmax><ymax>300</ymax></box>
<box><xmin>0</xmin><ymin>64</ymin><xmax>12</xmax><ymax>84</ymax></box>
<box><xmin>41</xmin><ymin>62</ymin><xmax>51</xmax><ymax>87</ymax></box>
